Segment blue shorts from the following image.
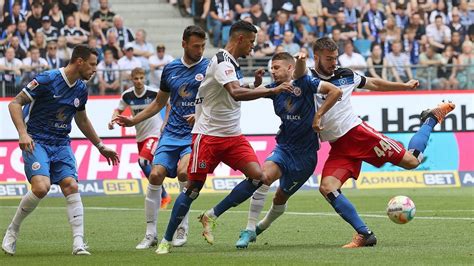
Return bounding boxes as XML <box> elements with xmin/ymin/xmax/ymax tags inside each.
<box><xmin>152</xmin><ymin>135</ymin><xmax>191</xmax><ymax>178</ymax></box>
<box><xmin>23</xmin><ymin>143</ymin><xmax>78</xmax><ymax>185</ymax></box>
<box><xmin>266</xmin><ymin>145</ymin><xmax>317</xmax><ymax>196</ymax></box>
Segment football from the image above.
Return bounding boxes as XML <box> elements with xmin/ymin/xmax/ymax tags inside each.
<box><xmin>386</xmin><ymin>196</ymin><xmax>416</xmax><ymax>224</ymax></box>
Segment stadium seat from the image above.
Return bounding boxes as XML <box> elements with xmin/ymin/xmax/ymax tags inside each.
<box><xmin>354</xmin><ymin>39</ymin><xmax>372</xmax><ymax>58</ymax></box>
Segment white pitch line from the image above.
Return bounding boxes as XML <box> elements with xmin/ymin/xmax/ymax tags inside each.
<box><xmin>0</xmin><ymin>206</ymin><xmax>473</xmax><ymax>221</ymax></box>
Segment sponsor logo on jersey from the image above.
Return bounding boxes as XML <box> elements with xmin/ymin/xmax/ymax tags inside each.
<box><xmin>178</xmin><ymin>84</ymin><xmax>192</xmax><ymax>99</ymax></box>
<box><xmin>199</xmin><ymin>160</ymin><xmax>207</xmax><ymax>169</ymax></box>
<box><xmin>26</xmin><ymin>79</ymin><xmax>39</xmax><ymax>90</ymax></box>
<box><xmin>74</xmin><ymin>98</ymin><xmax>80</xmax><ymax>108</ymax></box>
<box><xmin>225</xmin><ymin>69</ymin><xmax>234</xmax><ymax>76</ymax></box>
<box><xmin>195</xmin><ymin>73</ymin><xmax>204</xmax><ymax>81</ymax></box>
<box><xmin>284</xmin><ymin>98</ymin><xmax>296</xmax><ymax>113</ymax></box>
<box><xmin>32</xmin><ymin>162</ymin><xmax>41</xmax><ymax>171</ymax></box>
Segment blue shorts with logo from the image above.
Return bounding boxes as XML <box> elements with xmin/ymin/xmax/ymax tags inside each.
<box><xmin>266</xmin><ymin>145</ymin><xmax>317</xmax><ymax>196</ymax></box>
<box><xmin>152</xmin><ymin>135</ymin><xmax>192</xmax><ymax>178</ymax></box>
<box><xmin>23</xmin><ymin>143</ymin><xmax>77</xmax><ymax>185</ymax></box>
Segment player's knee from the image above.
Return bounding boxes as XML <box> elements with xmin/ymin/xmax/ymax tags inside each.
<box><xmin>177</xmin><ymin>172</ymin><xmax>187</xmax><ymax>182</ymax></box>
<box><xmin>31</xmin><ymin>185</ymin><xmax>50</xmax><ymax>198</ymax></box>
<box><xmin>148</xmin><ymin>169</ymin><xmax>165</xmax><ymax>185</ymax></box>
<box><xmin>319</xmin><ymin>180</ymin><xmax>335</xmax><ymax>196</ymax></box>
<box><xmin>260</xmin><ymin>174</ymin><xmax>272</xmax><ymax>186</ymax></box>
<box><xmin>401</xmin><ymin>155</ymin><xmax>420</xmax><ymax>170</ymax></box>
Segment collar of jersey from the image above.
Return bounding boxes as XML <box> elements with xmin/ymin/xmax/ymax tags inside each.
<box><xmin>219</xmin><ymin>49</ymin><xmax>238</xmax><ymax>66</ymax></box>
<box><xmin>132</xmin><ymin>86</ymin><xmax>148</xmax><ymax>98</ymax></box>
<box><xmin>59</xmin><ymin>67</ymin><xmax>77</xmax><ymax>88</ymax></box>
<box><xmin>181</xmin><ymin>57</ymin><xmax>203</xmax><ymax>68</ymax></box>
<box><xmin>312</xmin><ymin>67</ymin><xmax>338</xmax><ymax>80</ymax></box>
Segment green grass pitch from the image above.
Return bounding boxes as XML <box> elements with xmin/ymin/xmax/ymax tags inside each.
<box><xmin>1</xmin><ymin>188</ymin><xmax>473</xmax><ymax>265</ymax></box>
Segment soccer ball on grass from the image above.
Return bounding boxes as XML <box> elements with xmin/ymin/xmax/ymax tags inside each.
<box><xmin>386</xmin><ymin>196</ymin><xmax>416</xmax><ymax>224</ymax></box>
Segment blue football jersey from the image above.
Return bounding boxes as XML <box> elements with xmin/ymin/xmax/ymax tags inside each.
<box><xmin>267</xmin><ymin>75</ymin><xmax>321</xmax><ymax>151</ymax></box>
<box><xmin>160</xmin><ymin>57</ymin><xmax>210</xmax><ymax>139</ymax></box>
<box><xmin>22</xmin><ymin>68</ymin><xmax>88</xmax><ymax>146</ymax></box>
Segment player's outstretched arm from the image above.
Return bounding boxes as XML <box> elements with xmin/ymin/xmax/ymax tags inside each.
<box><xmin>8</xmin><ymin>91</ymin><xmax>35</xmax><ymax>152</ymax></box>
<box><xmin>108</xmin><ymin>108</ymin><xmax>123</xmax><ymax>129</ymax></box>
<box><xmin>363</xmin><ymin>77</ymin><xmax>419</xmax><ymax>91</ymax></box>
<box><xmin>114</xmin><ymin>90</ymin><xmax>170</xmax><ymax>127</ymax></box>
<box><xmin>75</xmin><ymin>110</ymin><xmax>120</xmax><ymax>165</ymax></box>
<box><xmin>312</xmin><ymin>82</ymin><xmax>342</xmax><ymax>132</ymax></box>
<box><xmin>224</xmin><ymin>80</ymin><xmax>293</xmax><ymax>101</ymax></box>
<box><xmin>293</xmin><ymin>52</ymin><xmax>308</xmax><ymax>80</ymax></box>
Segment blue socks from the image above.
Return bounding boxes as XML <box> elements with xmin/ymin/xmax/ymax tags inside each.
<box><xmin>408</xmin><ymin>116</ymin><xmax>437</xmax><ymax>160</ymax></box>
<box><xmin>213</xmin><ymin>179</ymin><xmax>261</xmax><ymax>217</ymax></box>
<box><xmin>329</xmin><ymin>192</ymin><xmax>370</xmax><ymax>235</ymax></box>
<box><xmin>164</xmin><ymin>192</ymin><xmax>193</xmax><ymax>241</ymax></box>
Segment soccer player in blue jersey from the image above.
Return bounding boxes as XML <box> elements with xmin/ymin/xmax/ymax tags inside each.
<box><xmin>235</xmin><ymin>52</ymin><xmax>342</xmax><ymax>248</ymax></box>
<box><xmin>113</xmin><ymin>25</ymin><xmax>209</xmax><ymax>249</ymax></box>
<box><xmin>2</xmin><ymin>45</ymin><xmax>119</xmax><ymax>256</ymax></box>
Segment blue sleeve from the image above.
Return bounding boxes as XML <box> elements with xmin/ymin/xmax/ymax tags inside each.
<box><xmin>78</xmin><ymin>84</ymin><xmax>88</xmax><ymax>111</ymax></box>
<box><xmin>159</xmin><ymin>65</ymin><xmax>170</xmax><ymax>92</ymax></box>
<box><xmin>295</xmin><ymin>75</ymin><xmax>321</xmax><ymax>94</ymax></box>
<box><xmin>309</xmin><ymin>76</ymin><xmax>321</xmax><ymax>94</ymax></box>
<box><xmin>22</xmin><ymin>72</ymin><xmax>51</xmax><ymax>100</ymax></box>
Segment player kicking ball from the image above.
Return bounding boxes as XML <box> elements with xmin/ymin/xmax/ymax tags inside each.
<box><xmin>2</xmin><ymin>45</ymin><xmax>119</xmax><ymax>256</ymax></box>
<box><xmin>114</xmin><ymin>25</ymin><xmax>209</xmax><ymax>249</ymax></box>
<box><xmin>235</xmin><ymin>52</ymin><xmax>342</xmax><ymax>248</ymax></box>
<box><xmin>295</xmin><ymin>37</ymin><xmax>455</xmax><ymax>248</ymax></box>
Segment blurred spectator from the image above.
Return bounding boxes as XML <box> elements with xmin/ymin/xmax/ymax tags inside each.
<box><xmin>97</xmin><ymin>49</ymin><xmax>120</xmax><ymax>95</ymax></box>
<box><xmin>386</xmin><ymin>40</ymin><xmax>413</xmax><ymax>83</ymax></box>
<box><xmin>37</xmin><ymin>16</ymin><xmax>60</xmax><ymax>43</ymax></box>
<box><xmin>449</xmin><ymin>8</ymin><xmax>467</xmax><ymax>38</ymax></box>
<box><xmin>458</xmin><ymin>0</ymin><xmax>473</xmax><ymax>29</ymax></box>
<box><xmin>362</xmin><ymin>0</ymin><xmax>385</xmax><ymax>42</ymax></box>
<box><xmin>27</xmin><ymin>2</ymin><xmax>43</xmax><ymax>35</ymax></box>
<box><xmin>0</xmin><ymin>24</ymin><xmax>16</xmax><ymax>47</ymax></box>
<box><xmin>378</xmin><ymin>29</ymin><xmax>392</xmax><ymax>58</ymax></box>
<box><xmin>209</xmin><ymin>0</ymin><xmax>234</xmax><ymax>47</ymax></box>
<box><xmin>90</xmin><ymin>18</ymin><xmax>107</xmax><ymax>48</ymax></box>
<box><xmin>388</xmin><ymin>0</ymin><xmax>412</xmax><ymax>16</ymax></box>
<box><xmin>253</xmin><ymin>29</ymin><xmax>274</xmax><ymax>57</ymax></box>
<box><xmin>107</xmin><ymin>15</ymin><xmax>134</xmax><ymax>50</ymax></box>
<box><xmin>428</xmin><ymin>0</ymin><xmax>448</xmax><ymax>24</ymax></box>
<box><xmin>393</xmin><ymin>4</ymin><xmax>409</xmax><ymax>29</ymax></box>
<box><xmin>438</xmin><ymin>45</ymin><xmax>459</xmax><ymax>89</ymax></box>
<box><xmin>103</xmin><ymin>30</ymin><xmax>123</xmax><ymax>60</ymax></box>
<box><xmin>50</xmin><ymin>2</ymin><xmax>65</xmax><ymax>30</ymax></box>
<box><xmin>59</xmin><ymin>0</ymin><xmax>78</xmax><ymax>19</ymax></box>
<box><xmin>272</xmin><ymin>0</ymin><xmax>304</xmax><ymax>20</ymax></box>
<box><xmin>282</xmin><ymin>30</ymin><xmax>300</xmax><ymax>55</ymax></box>
<box><xmin>42</xmin><ymin>0</ymin><xmax>53</xmax><ymax>16</ymax></box>
<box><xmin>407</xmin><ymin>12</ymin><xmax>426</xmax><ymax>41</ymax></box>
<box><xmin>313</xmin><ymin>16</ymin><xmax>328</xmax><ymax>38</ymax></box>
<box><xmin>366</xmin><ymin>43</ymin><xmax>387</xmax><ymax>80</ymax></box>
<box><xmin>293</xmin><ymin>20</ymin><xmax>309</xmax><ymax>46</ymax></box>
<box><xmin>22</xmin><ymin>46</ymin><xmax>49</xmax><ymax>83</ymax></box>
<box><xmin>268</xmin><ymin>45</ymin><xmax>285</xmax><ymax>75</ymax></box>
<box><xmin>454</xmin><ymin>40</ymin><xmax>474</xmax><ymax>89</ymax></box>
<box><xmin>249</xmin><ymin>2</ymin><xmax>269</xmax><ymax>29</ymax></box>
<box><xmin>56</xmin><ymin>36</ymin><xmax>71</xmax><ymax>62</ymax></box>
<box><xmin>233</xmin><ymin>0</ymin><xmax>252</xmax><ymax>20</ymax></box>
<box><xmin>418</xmin><ymin>45</ymin><xmax>445</xmax><ymax>89</ymax></box>
<box><xmin>15</xmin><ymin>21</ymin><xmax>31</xmax><ymax>52</ymax></box>
<box><xmin>92</xmin><ymin>0</ymin><xmax>116</xmax><ymax>34</ymax></box>
<box><xmin>338</xmin><ymin>40</ymin><xmax>366</xmax><ymax>76</ymax></box>
<box><xmin>300</xmin><ymin>46</ymin><xmax>314</xmax><ymax>68</ymax></box>
<box><xmin>301</xmin><ymin>0</ymin><xmax>322</xmax><ymax>29</ymax></box>
<box><xmin>61</xmin><ymin>15</ymin><xmax>87</xmax><ymax>48</ymax></box>
<box><xmin>403</xmin><ymin>26</ymin><xmax>421</xmax><ymax>65</ymax></box>
<box><xmin>322</xmin><ymin>0</ymin><xmax>343</xmax><ymax>19</ymax></box>
<box><xmin>148</xmin><ymin>44</ymin><xmax>173</xmax><ymax>88</ymax></box>
<box><xmin>268</xmin><ymin>11</ymin><xmax>293</xmax><ymax>46</ymax></box>
<box><xmin>334</xmin><ymin>11</ymin><xmax>357</xmax><ymax>41</ymax></box>
<box><xmin>118</xmin><ymin>43</ymin><xmax>142</xmax><ymax>88</ymax></box>
<box><xmin>426</xmin><ymin>15</ymin><xmax>451</xmax><ymax>52</ymax></box>
<box><xmin>9</xmin><ymin>36</ymin><xmax>27</xmax><ymax>60</ymax></box>
<box><xmin>331</xmin><ymin>28</ymin><xmax>345</xmax><ymax>55</ymax></box>
<box><xmin>131</xmin><ymin>29</ymin><xmax>154</xmax><ymax>69</ymax></box>
<box><xmin>451</xmin><ymin>31</ymin><xmax>463</xmax><ymax>56</ymax></box>
<box><xmin>385</xmin><ymin>15</ymin><xmax>401</xmax><ymax>42</ymax></box>
<box><xmin>259</xmin><ymin>0</ymin><xmax>272</xmax><ymax>17</ymax></box>
<box><xmin>45</xmin><ymin>41</ymin><xmax>66</xmax><ymax>69</ymax></box>
<box><xmin>411</xmin><ymin>0</ymin><xmax>434</xmax><ymax>18</ymax></box>
<box><xmin>30</xmin><ymin>31</ymin><xmax>47</xmax><ymax>57</ymax></box>
<box><xmin>88</xmin><ymin>36</ymin><xmax>103</xmax><ymax>62</ymax></box>
<box><xmin>342</xmin><ymin>0</ymin><xmax>362</xmax><ymax>38</ymax></box>
<box><xmin>191</xmin><ymin>0</ymin><xmax>210</xmax><ymax>31</ymax></box>
<box><xmin>3</xmin><ymin>0</ymin><xmax>30</xmax><ymax>17</ymax></box>
<box><xmin>0</xmin><ymin>47</ymin><xmax>22</xmax><ymax>92</ymax></box>
<box><xmin>4</xmin><ymin>2</ymin><xmax>26</xmax><ymax>27</ymax></box>
<box><xmin>76</xmin><ymin>0</ymin><xmax>92</xmax><ymax>34</ymax></box>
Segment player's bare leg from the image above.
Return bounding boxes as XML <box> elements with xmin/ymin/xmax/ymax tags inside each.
<box><xmin>59</xmin><ymin>177</ymin><xmax>90</xmax><ymax>255</ymax></box>
<box><xmin>320</xmin><ymin>175</ymin><xmax>376</xmax><ymax>248</ymax></box>
<box><xmin>236</xmin><ymin>161</ymin><xmax>282</xmax><ymax>248</ymax></box>
<box><xmin>2</xmin><ymin>175</ymin><xmax>49</xmax><ymax>255</ymax></box>
<box><xmin>137</xmin><ymin>165</ymin><xmax>167</xmax><ymax>249</ymax></box>
<box><xmin>172</xmin><ymin>154</ymin><xmax>190</xmax><ymax>247</ymax></box>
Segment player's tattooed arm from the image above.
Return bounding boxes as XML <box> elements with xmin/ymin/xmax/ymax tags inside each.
<box><xmin>312</xmin><ymin>82</ymin><xmax>342</xmax><ymax>132</ymax></box>
<box><xmin>363</xmin><ymin>77</ymin><xmax>419</xmax><ymax>91</ymax></box>
<box><xmin>9</xmin><ymin>91</ymin><xmax>34</xmax><ymax>152</ymax></box>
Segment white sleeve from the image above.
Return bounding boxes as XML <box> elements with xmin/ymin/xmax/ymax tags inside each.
<box><xmin>354</xmin><ymin>71</ymin><xmax>367</xmax><ymax>89</ymax></box>
<box><xmin>214</xmin><ymin>61</ymin><xmax>238</xmax><ymax>86</ymax></box>
<box><xmin>117</xmin><ymin>96</ymin><xmax>127</xmax><ymax>111</ymax></box>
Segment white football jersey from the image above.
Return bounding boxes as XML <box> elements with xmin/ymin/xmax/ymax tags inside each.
<box><xmin>118</xmin><ymin>85</ymin><xmax>163</xmax><ymax>142</ymax></box>
<box><xmin>310</xmin><ymin>67</ymin><xmax>366</xmax><ymax>142</ymax></box>
<box><xmin>192</xmin><ymin>49</ymin><xmax>244</xmax><ymax>137</ymax></box>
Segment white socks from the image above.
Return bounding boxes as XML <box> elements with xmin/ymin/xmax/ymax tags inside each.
<box><xmin>178</xmin><ymin>181</ymin><xmax>189</xmax><ymax>231</ymax></box>
<box><xmin>246</xmin><ymin>184</ymin><xmax>270</xmax><ymax>231</ymax></box>
<box><xmin>66</xmin><ymin>193</ymin><xmax>84</xmax><ymax>248</ymax></box>
<box><xmin>259</xmin><ymin>203</ymin><xmax>287</xmax><ymax>230</ymax></box>
<box><xmin>10</xmin><ymin>190</ymin><xmax>41</xmax><ymax>232</ymax></box>
<box><xmin>145</xmin><ymin>183</ymin><xmax>162</xmax><ymax>237</ymax></box>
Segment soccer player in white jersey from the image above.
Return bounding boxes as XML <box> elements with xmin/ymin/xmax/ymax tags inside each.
<box><xmin>296</xmin><ymin>37</ymin><xmax>455</xmax><ymax>248</ymax></box>
<box><xmin>2</xmin><ymin>45</ymin><xmax>119</xmax><ymax>256</ymax></box>
<box><xmin>154</xmin><ymin>20</ymin><xmax>294</xmax><ymax>254</ymax></box>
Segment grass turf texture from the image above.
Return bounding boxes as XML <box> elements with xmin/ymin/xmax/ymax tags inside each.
<box><xmin>1</xmin><ymin>188</ymin><xmax>473</xmax><ymax>265</ymax></box>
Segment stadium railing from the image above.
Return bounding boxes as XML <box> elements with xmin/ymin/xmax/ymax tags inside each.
<box><xmin>0</xmin><ymin>63</ymin><xmax>472</xmax><ymax>97</ymax></box>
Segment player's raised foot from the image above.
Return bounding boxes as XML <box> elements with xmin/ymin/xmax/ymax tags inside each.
<box><xmin>342</xmin><ymin>232</ymin><xmax>377</xmax><ymax>248</ymax></box>
<box><xmin>160</xmin><ymin>195</ymin><xmax>172</xmax><ymax>209</ymax></box>
<box><xmin>420</xmin><ymin>101</ymin><xmax>456</xmax><ymax>124</ymax></box>
<box><xmin>136</xmin><ymin>234</ymin><xmax>158</xmax><ymax>249</ymax></box>
<box><xmin>235</xmin><ymin>230</ymin><xmax>257</xmax><ymax>249</ymax></box>
<box><xmin>255</xmin><ymin>224</ymin><xmax>266</xmax><ymax>236</ymax></box>
<box><xmin>155</xmin><ymin>242</ymin><xmax>171</xmax><ymax>255</ymax></box>
<box><xmin>2</xmin><ymin>225</ymin><xmax>18</xmax><ymax>256</ymax></box>
<box><xmin>72</xmin><ymin>243</ymin><xmax>91</xmax><ymax>255</ymax></box>
<box><xmin>172</xmin><ymin>227</ymin><xmax>188</xmax><ymax>247</ymax></box>
<box><xmin>198</xmin><ymin>212</ymin><xmax>216</xmax><ymax>245</ymax></box>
